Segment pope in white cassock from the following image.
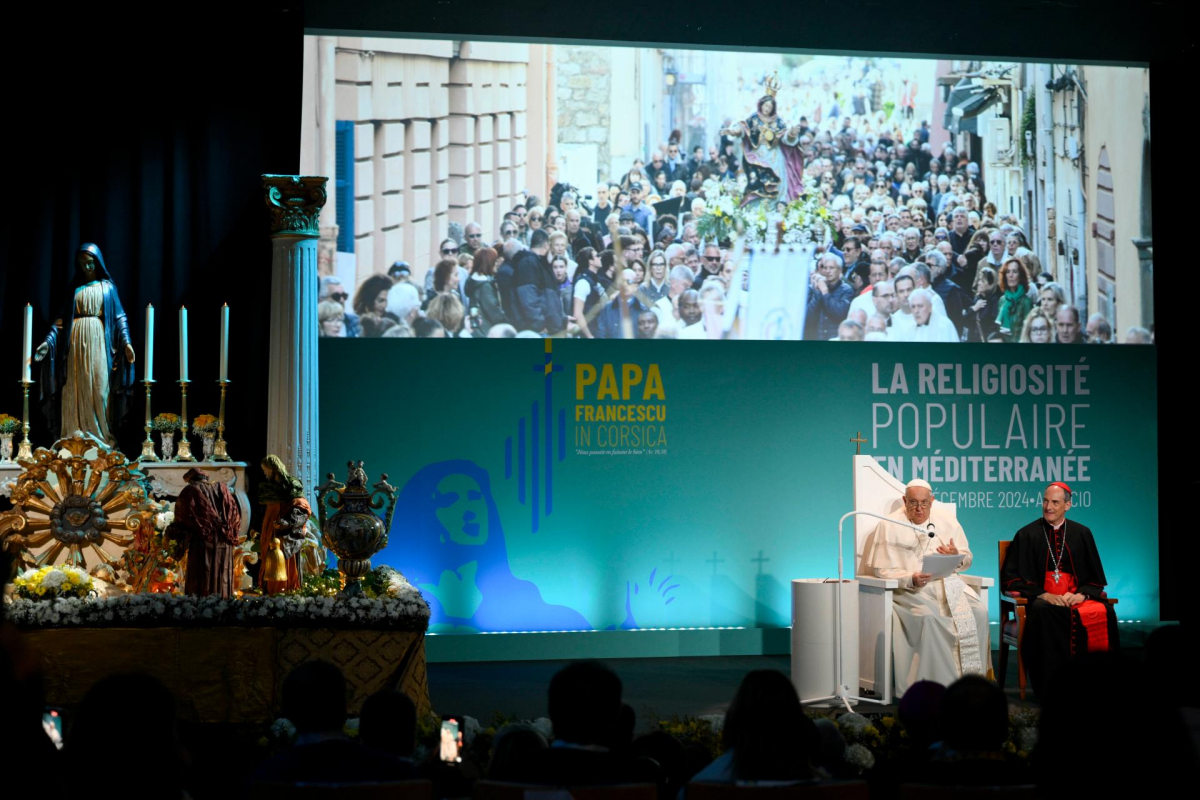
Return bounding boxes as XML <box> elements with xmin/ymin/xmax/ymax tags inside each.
<box><xmin>861</xmin><ymin>479</ymin><xmax>990</xmax><ymax>694</ymax></box>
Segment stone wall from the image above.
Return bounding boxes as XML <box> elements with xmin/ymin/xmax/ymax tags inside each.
<box><xmin>557</xmin><ymin>46</ymin><xmax>613</xmax><ymax>182</ymax></box>
<box><xmin>311</xmin><ymin>37</ymin><xmax>529</xmax><ymax>288</ymax></box>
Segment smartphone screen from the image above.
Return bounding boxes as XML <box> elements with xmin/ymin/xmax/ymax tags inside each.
<box><xmin>42</xmin><ymin>708</ymin><xmax>64</xmax><ymax>750</ymax></box>
<box><xmin>439</xmin><ymin>717</ymin><xmax>462</xmax><ymax>763</ymax></box>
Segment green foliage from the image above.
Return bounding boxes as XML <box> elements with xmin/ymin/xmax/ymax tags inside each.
<box><xmin>654</xmin><ymin>715</ymin><xmax>723</xmax><ymax>760</ymax></box>
<box><xmin>300</xmin><ymin>568</ymin><xmax>341</xmax><ymax>597</ymax></box>
<box><xmin>1020</xmin><ymin>94</ymin><xmax>1037</xmax><ymax>169</ymax></box>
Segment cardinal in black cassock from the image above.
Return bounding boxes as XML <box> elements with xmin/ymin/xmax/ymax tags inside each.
<box><xmin>1000</xmin><ymin>482</ymin><xmax>1119</xmax><ymax>696</ymax></box>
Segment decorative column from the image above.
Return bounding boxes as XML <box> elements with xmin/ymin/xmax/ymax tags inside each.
<box><xmin>263</xmin><ymin>175</ymin><xmax>327</xmax><ymax>502</ymax></box>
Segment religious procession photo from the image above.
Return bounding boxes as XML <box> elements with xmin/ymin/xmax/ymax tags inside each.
<box><xmin>303</xmin><ymin>40</ymin><xmax>1152</xmax><ymax>344</ymax></box>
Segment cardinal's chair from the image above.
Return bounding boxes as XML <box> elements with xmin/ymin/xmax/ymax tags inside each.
<box><xmin>996</xmin><ymin>539</ymin><xmax>1118</xmax><ymax>700</ymax></box>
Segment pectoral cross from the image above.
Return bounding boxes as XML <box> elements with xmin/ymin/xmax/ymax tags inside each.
<box><xmin>850</xmin><ymin>431</ymin><xmax>867</xmax><ymax>455</ymax></box>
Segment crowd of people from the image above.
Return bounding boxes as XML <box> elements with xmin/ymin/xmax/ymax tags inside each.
<box><xmin>315</xmin><ymin>85</ymin><xmax>1151</xmax><ymax>344</ymax></box>
<box><xmin>2</xmin><ymin>599</ymin><xmax>1193</xmax><ymax>799</ymax></box>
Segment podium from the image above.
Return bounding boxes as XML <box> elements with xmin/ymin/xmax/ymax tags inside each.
<box><xmin>791</xmin><ymin>579</ymin><xmax>859</xmax><ymax>706</ymax></box>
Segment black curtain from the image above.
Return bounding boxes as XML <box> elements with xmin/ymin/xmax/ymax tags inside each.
<box><xmin>0</xmin><ymin>2</ymin><xmax>302</xmax><ymax>463</ymax></box>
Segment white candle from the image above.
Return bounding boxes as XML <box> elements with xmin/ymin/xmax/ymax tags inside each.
<box><xmin>145</xmin><ymin>304</ymin><xmax>155</xmax><ymax>382</ymax></box>
<box><xmin>219</xmin><ymin>304</ymin><xmax>229</xmax><ymax>381</ymax></box>
<box><xmin>22</xmin><ymin>304</ymin><xmax>32</xmax><ymax>383</ymax></box>
<box><xmin>179</xmin><ymin>306</ymin><xmax>189</xmax><ymax>382</ymax></box>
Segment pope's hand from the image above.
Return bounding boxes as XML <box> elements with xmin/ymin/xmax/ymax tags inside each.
<box><xmin>34</xmin><ymin>342</ymin><xmax>49</xmax><ymax>362</ymax></box>
<box><xmin>912</xmin><ymin>572</ymin><xmax>933</xmax><ymax>588</ymax></box>
<box><xmin>935</xmin><ymin>538</ymin><xmax>959</xmax><ymax>556</ymax></box>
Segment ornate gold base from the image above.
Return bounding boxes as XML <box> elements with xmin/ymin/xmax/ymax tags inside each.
<box><xmin>140</xmin><ymin>438</ymin><xmax>160</xmax><ymax>462</ymax></box>
<box><xmin>175</xmin><ymin>437</ymin><xmax>196</xmax><ymax>462</ymax></box>
<box><xmin>16</xmin><ymin>439</ymin><xmax>33</xmax><ymax>461</ymax></box>
<box><xmin>212</xmin><ymin>437</ymin><xmax>231</xmax><ymax>462</ymax></box>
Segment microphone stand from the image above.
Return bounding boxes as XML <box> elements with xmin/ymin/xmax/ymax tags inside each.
<box><xmin>802</xmin><ymin>509</ymin><xmax>934</xmax><ymax>713</ymax></box>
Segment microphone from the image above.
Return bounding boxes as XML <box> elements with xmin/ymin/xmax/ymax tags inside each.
<box><xmin>926</xmin><ymin>522</ymin><xmax>936</xmax><ymax>539</ymax></box>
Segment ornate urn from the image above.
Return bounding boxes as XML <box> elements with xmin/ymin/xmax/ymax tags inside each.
<box><xmin>316</xmin><ymin>461</ymin><xmax>397</xmax><ymax>595</ymax></box>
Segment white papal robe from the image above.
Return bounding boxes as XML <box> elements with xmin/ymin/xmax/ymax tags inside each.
<box><xmin>862</xmin><ymin>506</ymin><xmax>990</xmax><ymax>694</ymax></box>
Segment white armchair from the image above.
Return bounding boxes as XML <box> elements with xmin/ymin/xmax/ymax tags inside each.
<box><xmin>851</xmin><ymin>455</ymin><xmax>993</xmax><ymax>704</ymax></box>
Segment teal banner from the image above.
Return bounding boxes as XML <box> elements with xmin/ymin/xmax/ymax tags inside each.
<box><xmin>319</xmin><ymin>340</ymin><xmax>1158</xmax><ymax>632</ymax></box>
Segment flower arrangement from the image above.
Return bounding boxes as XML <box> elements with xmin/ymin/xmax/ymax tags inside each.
<box><xmin>654</xmin><ymin>714</ymin><xmax>724</xmax><ymax>760</ymax></box>
<box><xmin>1006</xmin><ymin>707</ymin><xmax>1039</xmax><ymax>757</ymax></box>
<box><xmin>13</xmin><ymin>565</ymin><xmax>94</xmax><ymax>600</ymax></box>
<box><xmin>5</xmin><ymin>586</ymin><xmax>430</xmax><ymax>631</ymax></box>
<box><xmin>152</xmin><ymin>412</ymin><xmax>181</xmax><ymax>432</ymax></box>
<box><xmin>694</xmin><ymin>178</ymin><xmax>832</xmax><ymax>248</ymax></box>
<box><xmin>0</xmin><ymin>413</ymin><xmax>20</xmax><ymax>434</ymax></box>
<box><xmin>192</xmin><ymin>414</ymin><xmax>218</xmax><ymax>434</ymax></box>
<box><xmin>361</xmin><ymin>565</ymin><xmax>418</xmax><ymax>599</ymax></box>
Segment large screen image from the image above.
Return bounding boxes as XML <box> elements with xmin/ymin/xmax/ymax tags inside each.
<box><xmin>301</xmin><ymin>37</ymin><xmax>1152</xmax><ymax>344</ymax></box>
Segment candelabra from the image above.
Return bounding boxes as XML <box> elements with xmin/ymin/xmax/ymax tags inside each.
<box><xmin>175</xmin><ymin>380</ymin><xmax>195</xmax><ymax>462</ymax></box>
<box><xmin>212</xmin><ymin>379</ymin><xmax>231</xmax><ymax>461</ymax></box>
<box><xmin>17</xmin><ymin>379</ymin><xmax>33</xmax><ymax>460</ymax></box>
<box><xmin>140</xmin><ymin>380</ymin><xmax>159</xmax><ymax>461</ymax></box>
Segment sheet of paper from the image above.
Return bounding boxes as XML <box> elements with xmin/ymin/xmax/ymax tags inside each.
<box><xmin>921</xmin><ymin>553</ymin><xmax>963</xmax><ymax>580</ymax></box>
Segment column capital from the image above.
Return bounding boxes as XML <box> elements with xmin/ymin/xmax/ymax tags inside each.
<box><xmin>262</xmin><ymin>175</ymin><xmax>328</xmax><ymax>238</ymax></box>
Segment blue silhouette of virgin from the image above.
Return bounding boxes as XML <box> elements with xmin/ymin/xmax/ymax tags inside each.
<box><xmin>387</xmin><ymin>460</ymin><xmax>591</xmax><ymax>632</ymax></box>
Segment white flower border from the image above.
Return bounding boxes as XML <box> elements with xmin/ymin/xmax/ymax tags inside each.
<box><xmin>5</xmin><ymin>584</ymin><xmax>430</xmax><ymax>631</ymax></box>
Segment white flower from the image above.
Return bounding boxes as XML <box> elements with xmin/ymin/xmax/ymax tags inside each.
<box><xmin>271</xmin><ymin>718</ymin><xmax>297</xmax><ymax>740</ymax></box>
<box><xmin>699</xmin><ymin>714</ymin><xmax>725</xmax><ymax>734</ymax></box>
<box><xmin>532</xmin><ymin>717</ymin><xmax>554</xmax><ymax>741</ymax></box>
<box><xmin>838</xmin><ymin>713</ymin><xmax>871</xmax><ymax>735</ymax></box>
<box><xmin>845</xmin><ymin>743</ymin><xmax>875</xmax><ymax>771</ymax></box>
<box><xmin>41</xmin><ymin>569</ymin><xmax>67</xmax><ymax>589</ymax></box>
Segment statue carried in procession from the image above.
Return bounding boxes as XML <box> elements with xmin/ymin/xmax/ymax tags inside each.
<box><xmin>720</xmin><ymin>74</ymin><xmax>807</xmax><ymax>209</ymax></box>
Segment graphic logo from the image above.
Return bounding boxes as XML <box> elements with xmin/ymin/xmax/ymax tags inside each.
<box><xmin>503</xmin><ymin>339</ymin><xmax>567</xmax><ymax>533</ymax></box>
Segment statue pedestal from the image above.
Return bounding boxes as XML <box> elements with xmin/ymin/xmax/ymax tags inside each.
<box><xmin>0</xmin><ymin>460</ymin><xmax>251</xmax><ymax>538</ymax></box>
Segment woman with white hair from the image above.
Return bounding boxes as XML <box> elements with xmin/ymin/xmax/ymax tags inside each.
<box><xmin>669</xmin><ymin>180</ymin><xmax>687</xmax><ymax>199</ymax></box>
<box><xmin>386</xmin><ymin>281</ymin><xmax>423</xmax><ymax>327</ymax></box>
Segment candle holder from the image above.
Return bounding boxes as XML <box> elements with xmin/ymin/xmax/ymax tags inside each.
<box><xmin>175</xmin><ymin>380</ymin><xmax>196</xmax><ymax>462</ymax></box>
<box><xmin>212</xmin><ymin>379</ymin><xmax>232</xmax><ymax>461</ymax></box>
<box><xmin>17</xmin><ymin>379</ymin><xmax>34</xmax><ymax>461</ymax></box>
<box><xmin>140</xmin><ymin>380</ymin><xmax>159</xmax><ymax>461</ymax></box>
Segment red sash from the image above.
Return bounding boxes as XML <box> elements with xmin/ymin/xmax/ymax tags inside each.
<box><xmin>1043</xmin><ymin>571</ymin><xmax>1109</xmax><ymax>653</ymax></box>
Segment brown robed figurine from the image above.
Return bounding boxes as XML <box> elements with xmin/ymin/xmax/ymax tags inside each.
<box><xmin>1000</xmin><ymin>481</ymin><xmax>1119</xmax><ymax>696</ymax></box>
<box><xmin>166</xmin><ymin>468</ymin><xmax>242</xmax><ymax>597</ymax></box>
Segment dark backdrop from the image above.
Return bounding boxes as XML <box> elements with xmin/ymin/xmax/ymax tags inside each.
<box><xmin>0</xmin><ymin>2</ymin><xmax>303</xmax><ymax>465</ymax></box>
<box><xmin>0</xmin><ymin>0</ymin><xmax>1186</xmax><ymax>621</ymax></box>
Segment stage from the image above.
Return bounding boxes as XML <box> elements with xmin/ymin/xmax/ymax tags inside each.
<box><xmin>424</xmin><ymin>624</ymin><xmax>1167</xmax><ymax>723</ymax></box>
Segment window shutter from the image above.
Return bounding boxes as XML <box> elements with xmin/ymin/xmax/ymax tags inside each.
<box><xmin>335</xmin><ymin>120</ymin><xmax>355</xmax><ymax>253</ymax></box>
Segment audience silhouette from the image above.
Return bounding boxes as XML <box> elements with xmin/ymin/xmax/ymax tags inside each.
<box><xmin>252</xmin><ymin>659</ymin><xmax>416</xmax><ymax>785</ymax></box>
<box><xmin>1</xmin><ymin>595</ymin><xmax>1195</xmax><ymax>800</ymax></box>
